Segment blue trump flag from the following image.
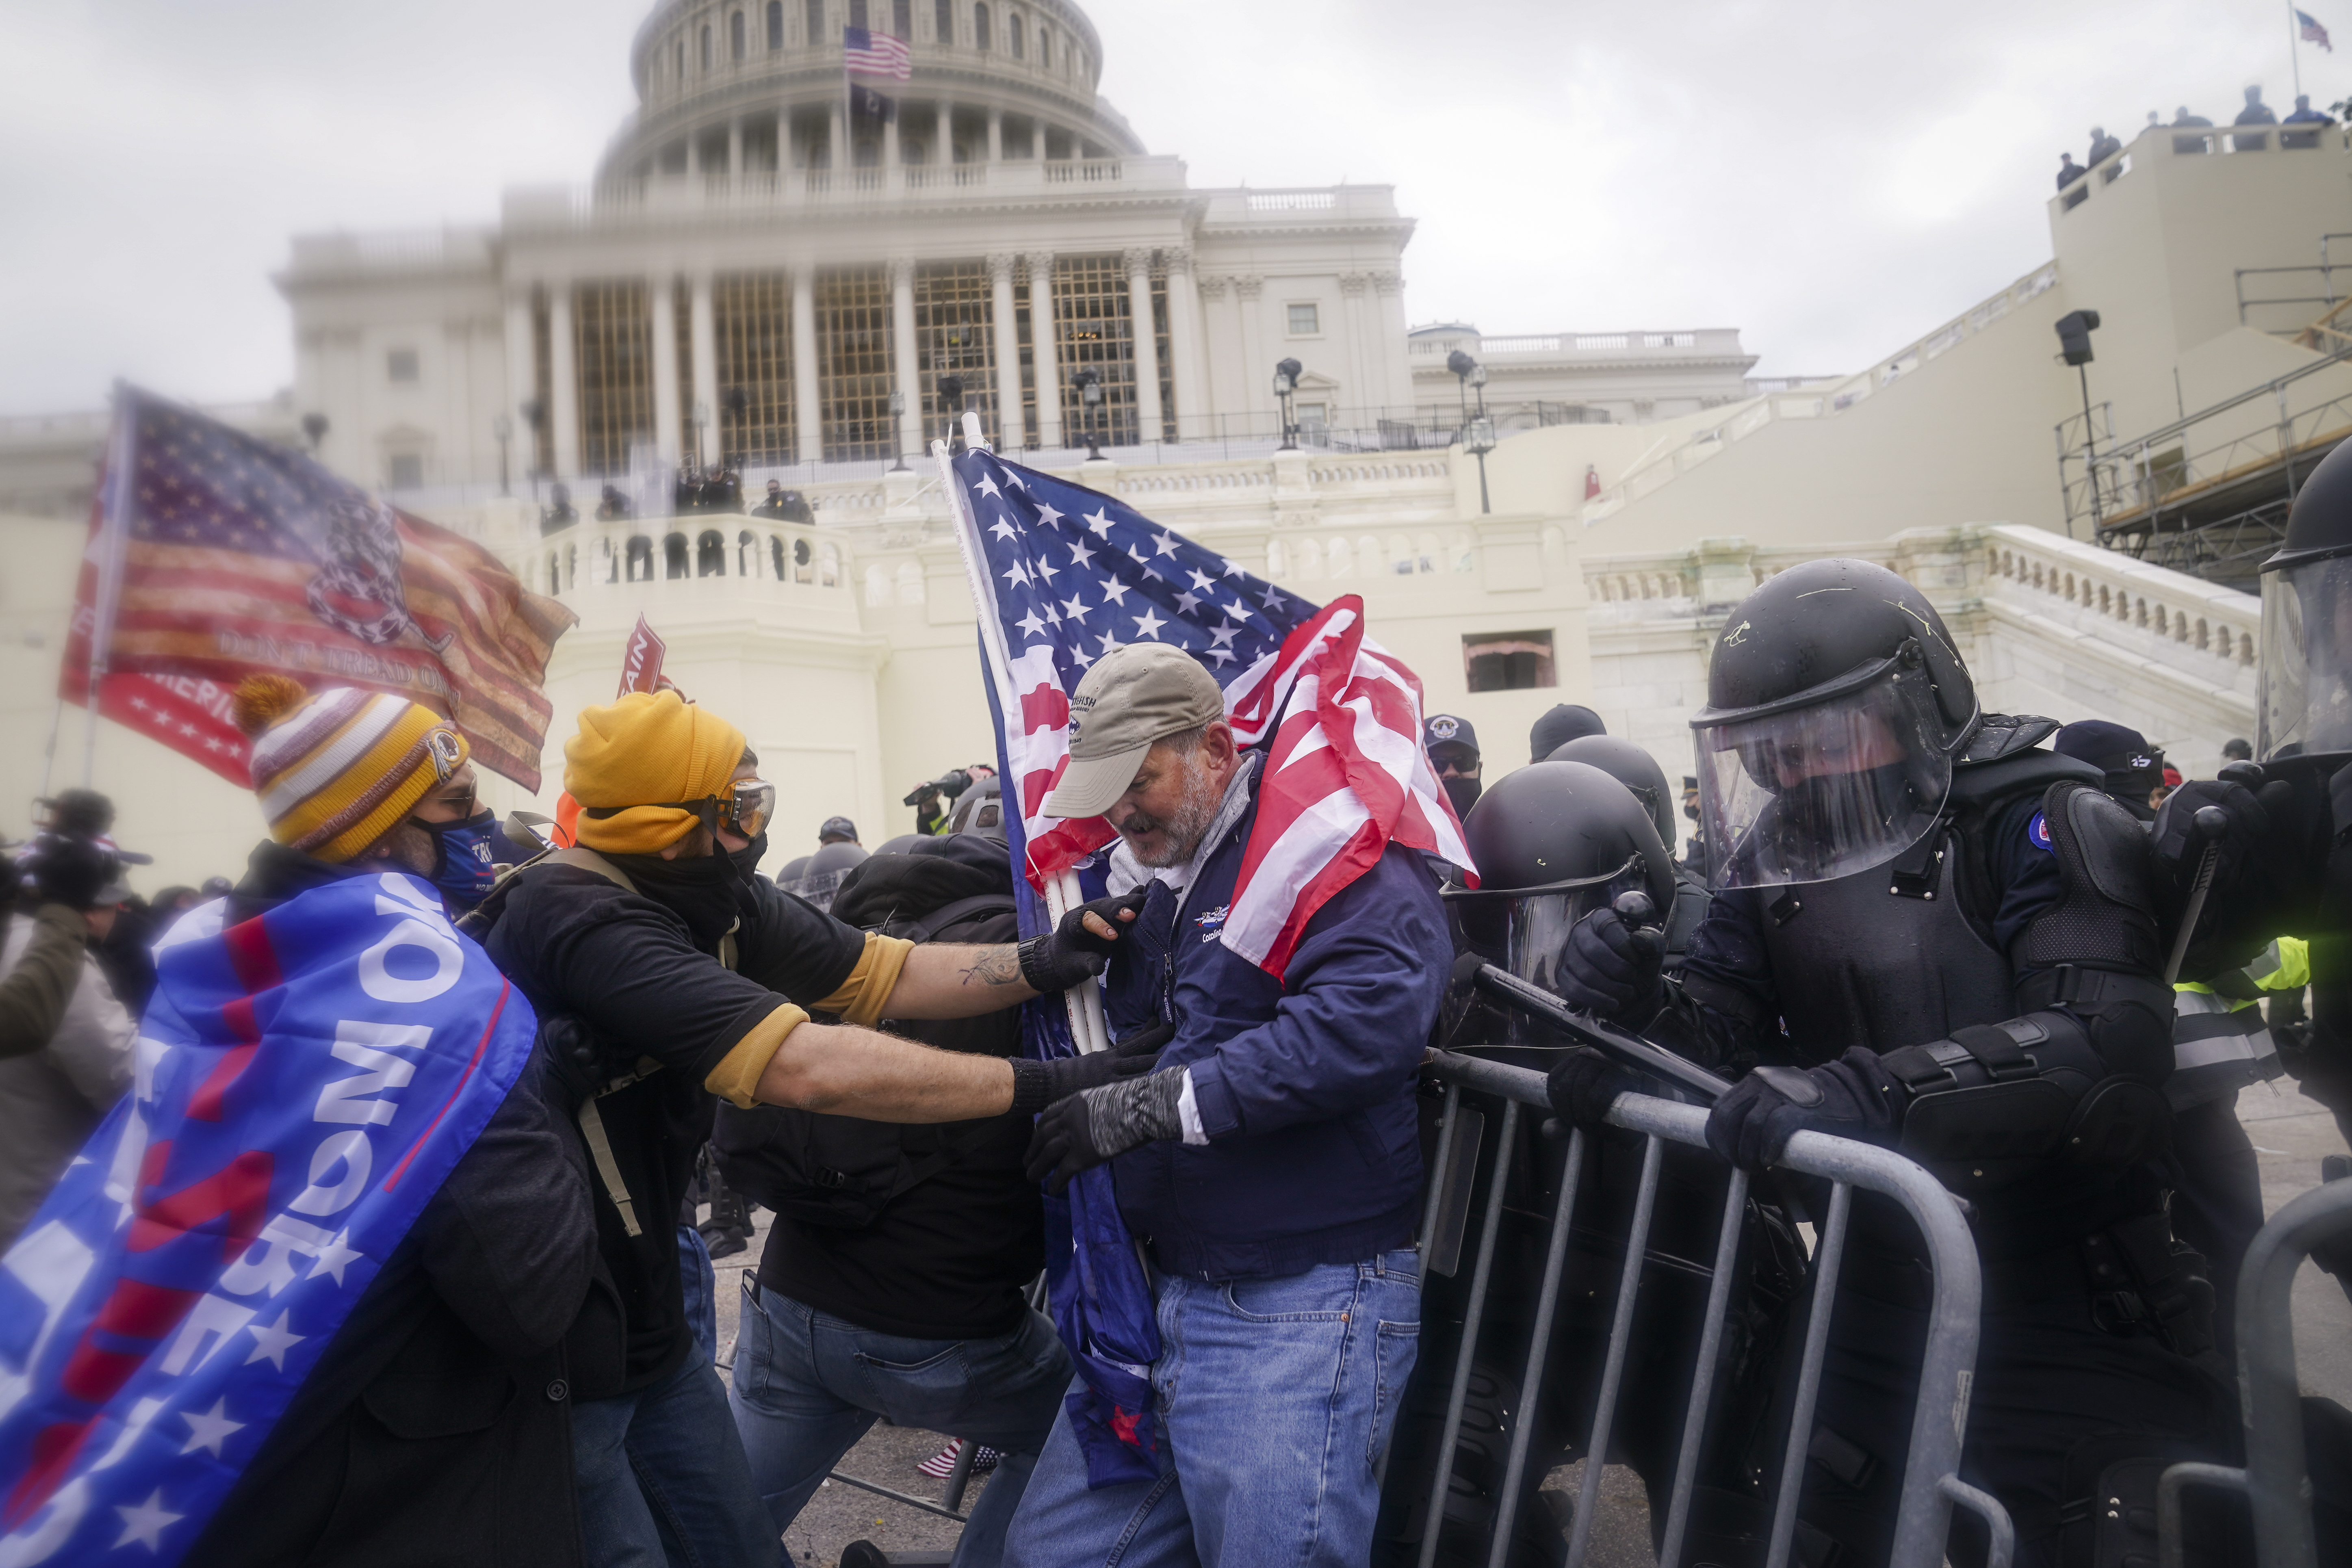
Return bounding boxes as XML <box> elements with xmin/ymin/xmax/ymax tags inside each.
<box><xmin>0</xmin><ymin>871</ymin><xmax>535</xmax><ymax>1565</ymax></box>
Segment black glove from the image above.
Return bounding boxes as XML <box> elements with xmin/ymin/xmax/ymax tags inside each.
<box><xmin>1024</xmin><ymin>1063</ymin><xmax>1188</xmax><ymax>1194</ymax></box>
<box><xmin>1704</xmin><ymin>1049</ymin><xmax>1903</xmax><ymax>1171</ymax></box>
<box><xmin>1017</xmin><ymin>887</ymin><xmax>1150</xmax><ymax>993</ymax></box>
<box><xmin>1554</xmin><ymin>905</ymin><xmax>1664</xmax><ymax>1024</ymax></box>
<box><xmin>538</xmin><ymin>1014</ymin><xmax>631</xmax><ymax>1112</ymax></box>
<box><xmin>1110</xmin><ymin>1017</ymin><xmax>1177</xmax><ymax>1059</ymax></box>
<box><xmin>1544</xmin><ymin>1047</ymin><xmax>1641</xmax><ymax>1130</ymax></box>
<box><xmin>1007</xmin><ymin>1047</ymin><xmax>1158</xmax><ymax>1114</ymax></box>
<box><xmin>2152</xmin><ymin>777</ymin><xmax>2293</xmax><ymax>901</ymax></box>
<box><xmin>19</xmin><ymin>832</ymin><xmax>116</xmax><ymax>912</ymax></box>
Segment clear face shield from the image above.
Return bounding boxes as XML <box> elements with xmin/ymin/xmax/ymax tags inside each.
<box><xmin>1694</xmin><ymin>659</ymin><xmax>1955</xmax><ymax>891</ymax></box>
<box><xmin>1472</xmin><ymin>853</ymin><xmax>1651</xmax><ymax>1045</ymax></box>
<box><xmin>2259</xmin><ymin>552</ymin><xmax>2352</xmax><ymax>762</ymax></box>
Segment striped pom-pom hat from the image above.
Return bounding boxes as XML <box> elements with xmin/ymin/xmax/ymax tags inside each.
<box><xmin>232</xmin><ymin>675</ymin><xmax>470</xmax><ymax>864</ymax></box>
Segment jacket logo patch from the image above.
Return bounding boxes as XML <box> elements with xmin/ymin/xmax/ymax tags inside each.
<box><xmin>1194</xmin><ymin>904</ymin><xmax>1229</xmax><ymax>942</ymax></box>
<box><xmin>2027</xmin><ymin>811</ymin><xmax>2055</xmax><ymax>855</ymax></box>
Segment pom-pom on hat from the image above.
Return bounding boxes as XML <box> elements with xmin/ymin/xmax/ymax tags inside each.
<box><xmin>563</xmin><ymin>690</ymin><xmax>746</xmax><ymax>854</ymax></box>
<box><xmin>233</xmin><ymin>674</ymin><xmax>469</xmax><ymax>864</ymax></box>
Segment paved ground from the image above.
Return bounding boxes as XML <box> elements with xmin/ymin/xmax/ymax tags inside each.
<box><xmin>703</xmin><ymin>1081</ymin><xmax>2352</xmax><ymax>1568</ymax></box>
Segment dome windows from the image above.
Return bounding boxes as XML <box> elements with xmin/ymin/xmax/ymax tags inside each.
<box><xmin>806</xmin><ymin>0</ymin><xmax>824</xmax><ymax>44</ymax></box>
<box><xmin>730</xmin><ymin>9</ymin><xmax>746</xmax><ymax>59</ymax></box>
<box><xmin>1009</xmin><ymin>11</ymin><xmax>1023</xmax><ymax>57</ymax></box>
<box><xmin>699</xmin><ymin>22</ymin><xmax>713</xmax><ymax>68</ymax></box>
<box><xmin>1037</xmin><ymin>24</ymin><xmax>1049</xmax><ymax>67</ymax></box>
<box><xmin>767</xmin><ymin>0</ymin><xmax>783</xmax><ymax>47</ymax></box>
<box><xmin>933</xmin><ymin>0</ymin><xmax>951</xmax><ymax>43</ymax></box>
<box><xmin>973</xmin><ymin>2</ymin><xmax>989</xmax><ymax>50</ymax></box>
<box><xmin>848</xmin><ymin>0</ymin><xmax>867</xmax><ymax>28</ymax></box>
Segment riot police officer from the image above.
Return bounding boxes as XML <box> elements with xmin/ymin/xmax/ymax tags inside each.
<box><xmin>1546</xmin><ymin>733</ymin><xmax>1713</xmax><ymax>975</ymax></box>
<box><xmin>1542</xmin><ymin>559</ymin><xmax>2230</xmax><ymax>1568</ymax></box>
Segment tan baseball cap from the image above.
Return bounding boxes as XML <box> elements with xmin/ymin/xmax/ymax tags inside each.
<box><xmin>1041</xmin><ymin>643</ymin><xmax>1225</xmax><ymax>819</ymax></box>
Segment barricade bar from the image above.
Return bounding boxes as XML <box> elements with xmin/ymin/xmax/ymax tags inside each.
<box><xmin>1416</xmin><ymin>1050</ymin><xmax>1998</xmax><ymax>1568</ymax></box>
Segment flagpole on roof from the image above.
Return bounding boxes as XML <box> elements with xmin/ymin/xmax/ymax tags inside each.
<box><xmin>2291</xmin><ymin>0</ymin><xmax>2306</xmax><ymax>102</ymax></box>
<box><xmin>81</xmin><ymin>382</ymin><xmax>139</xmax><ymax>786</ymax></box>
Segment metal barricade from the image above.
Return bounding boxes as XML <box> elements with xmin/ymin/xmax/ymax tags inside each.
<box><xmin>2157</xmin><ymin>1175</ymin><xmax>2352</xmax><ymax>1568</ymax></box>
<box><xmin>1406</xmin><ymin>1050</ymin><xmax>2012</xmax><ymax>1568</ymax></box>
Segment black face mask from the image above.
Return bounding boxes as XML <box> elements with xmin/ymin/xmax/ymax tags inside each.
<box><xmin>1442</xmin><ymin>774</ymin><xmax>1483</xmax><ymax>821</ymax></box>
<box><xmin>605</xmin><ymin>851</ymin><xmax>744</xmax><ymax>946</ymax></box>
<box><xmin>727</xmin><ymin>831</ymin><xmax>770</xmax><ymax>884</ymax></box>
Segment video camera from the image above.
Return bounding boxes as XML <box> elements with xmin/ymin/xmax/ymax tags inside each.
<box><xmin>903</xmin><ymin>769</ymin><xmax>978</xmax><ymax>808</ymax></box>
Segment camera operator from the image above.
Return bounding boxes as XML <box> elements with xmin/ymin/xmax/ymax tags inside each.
<box><xmin>904</xmin><ymin>764</ymin><xmax>996</xmax><ymax>837</ymax></box>
<box><xmin>0</xmin><ymin>829</ymin><xmax>135</xmax><ymax>1251</ymax></box>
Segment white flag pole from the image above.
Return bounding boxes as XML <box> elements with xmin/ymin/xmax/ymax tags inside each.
<box><xmin>934</xmin><ymin>437</ymin><xmax>1112</xmax><ymax>1054</ymax></box>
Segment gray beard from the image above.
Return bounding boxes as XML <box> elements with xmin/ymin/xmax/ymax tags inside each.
<box><xmin>1121</xmin><ymin>763</ymin><xmax>1223</xmax><ymax>868</ymax></box>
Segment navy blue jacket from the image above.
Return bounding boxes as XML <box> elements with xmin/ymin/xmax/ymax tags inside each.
<box><xmin>1102</xmin><ymin>777</ymin><xmax>1452</xmax><ymax>1280</ymax></box>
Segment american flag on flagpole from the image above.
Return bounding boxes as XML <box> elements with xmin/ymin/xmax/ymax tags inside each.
<box><xmin>939</xmin><ymin>442</ymin><xmax>1472</xmax><ymax>977</ymax></box>
<box><xmin>843</xmin><ymin>25</ymin><xmax>913</xmax><ymax>78</ymax></box>
<box><xmin>2301</xmin><ymin>8</ymin><xmax>2334</xmax><ymax>48</ymax></box>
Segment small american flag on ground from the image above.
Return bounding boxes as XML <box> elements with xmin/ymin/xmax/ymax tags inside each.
<box><xmin>943</xmin><ymin>445</ymin><xmax>1471</xmax><ymax>979</ymax></box>
<box><xmin>60</xmin><ymin>386</ymin><xmax>575</xmax><ymax>790</ymax></box>
<box><xmin>843</xmin><ymin>25</ymin><xmax>912</xmax><ymax>79</ymax></box>
<box><xmin>2301</xmin><ymin>8</ymin><xmax>2333</xmax><ymax>49</ymax></box>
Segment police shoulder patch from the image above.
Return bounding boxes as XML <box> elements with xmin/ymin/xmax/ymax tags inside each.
<box><xmin>2026</xmin><ymin>810</ymin><xmax>2055</xmax><ymax>855</ymax></box>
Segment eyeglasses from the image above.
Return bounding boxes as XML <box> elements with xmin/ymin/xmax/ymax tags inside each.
<box><xmin>1430</xmin><ymin>756</ymin><xmax>1480</xmax><ymax>778</ymax></box>
<box><xmin>650</xmin><ymin>779</ymin><xmax>776</xmax><ymax>842</ymax></box>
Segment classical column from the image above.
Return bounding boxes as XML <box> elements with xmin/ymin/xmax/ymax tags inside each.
<box><xmin>778</xmin><ymin>109</ymin><xmax>794</xmax><ymax>171</ymax></box>
<box><xmin>548</xmin><ymin>284</ymin><xmax>580</xmax><ymax>479</ymax></box>
<box><xmin>890</xmin><ymin>258</ymin><xmax>919</xmax><ymax>461</ymax></box>
<box><xmin>935</xmin><ymin>101</ymin><xmax>953</xmax><ymax>166</ymax></box>
<box><xmin>728</xmin><ymin>119</ymin><xmax>744</xmax><ymax>177</ymax></box>
<box><xmin>651</xmin><ymin>277</ymin><xmax>683</xmax><ymax>467</ymax></box>
<box><xmin>689</xmin><ymin>273</ymin><xmax>720</xmax><ymax>466</ymax></box>
<box><xmin>1162</xmin><ymin>247</ymin><xmax>1204</xmax><ymax>442</ymax></box>
<box><xmin>685</xmin><ymin>135</ymin><xmax>700</xmax><ymax>177</ymax></box>
<box><xmin>1026</xmin><ymin>251</ymin><xmax>1062</xmax><ymax>448</ymax></box>
<box><xmin>883</xmin><ymin>117</ymin><xmax>902</xmax><ymax>190</ymax></box>
<box><xmin>1338</xmin><ymin>272</ymin><xmax>1370</xmax><ymax>420</ymax></box>
<box><xmin>987</xmin><ymin>107</ymin><xmax>1004</xmax><ymax>162</ymax></box>
<box><xmin>1124</xmin><ymin>247</ymin><xmax>1163</xmax><ymax>443</ymax></box>
<box><xmin>1196</xmin><ymin>273</ymin><xmax>1232</xmax><ymax>438</ymax></box>
<box><xmin>830</xmin><ymin>102</ymin><xmax>848</xmax><ymax>169</ymax></box>
<box><xmin>792</xmin><ymin>268</ymin><xmax>822</xmax><ymax>462</ymax></box>
<box><xmin>988</xmin><ymin>252</ymin><xmax>1023</xmax><ymax>449</ymax></box>
<box><xmin>1234</xmin><ymin>274</ymin><xmax>1266</xmax><ymax>424</ymax></box>
<box><xmin>502</xmin><ymin>288</ymin><xmax>535</xmax><ymax>439</ymax></box>
<box><xmin>1373</xmin><ymin>271</ymin><xmax>1412</xmax><ymax>409</ymax></box>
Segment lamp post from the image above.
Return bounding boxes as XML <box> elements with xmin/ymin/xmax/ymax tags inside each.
<box><xmin>1073</xmin><ymin>368</ymin><xmax>1105</xmax><ymax>460</ymax></box>
<box><xmin>937</xmin><ymin>374</ymin><xmax>965</xmax><ymax>452</ymax></box>
<box><xmin>888</xmin><ymin>389</ymin><xmax>908</xmax><ymax>470</ymax></box>
<box><xmin>1446</xmin><ymin>348</ymin><xmax>1476</xmax><ymax>434</ymax></box>
<box><xmin>1272</xmin><ymin>357</ymin><xmax>1303</xmax><ymax>450</ymax></box>
<box><xmin>2055</xmin><ymin>310</ymin><xmax>2103</xmax><ymax>538</ymax></box>
<box><xmin>492</xmin><ymin>414</ymin><xmax>512</xmax><ymax>496</ymax></box>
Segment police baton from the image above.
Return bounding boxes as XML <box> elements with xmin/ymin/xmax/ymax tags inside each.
<box><xmin>1452</xmin><ymin>891</ymin><xmax>1734</xmax><ymax>1102</ymax></box>
<box><xmin>2162</xmin><ymin>805</ymin><xmax>2233</xmax><ymax>987</ymax></box>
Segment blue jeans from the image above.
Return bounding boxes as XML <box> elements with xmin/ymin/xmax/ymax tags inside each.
<box><xmin>729</xmin><ymin>1278</ymin><xmax>1073</xmax><ymax>1568</ymax></box>
<box><xmin>573</xmin><ymin>1351</ymin><xmax>781</xmax><ymax>1568</ymax></box>
<box><xmin>679</xmin><ymin>1224</ymin><xmax>718</xmax><ymax>1364</ymax></box>
<box><xmin>1003</xmin><ymin>1250</ymin><xmax>1421</xmax><ymax>1568</ymax></box>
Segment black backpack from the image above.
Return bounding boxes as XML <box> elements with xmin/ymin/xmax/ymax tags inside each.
<box><xmin>710</xmin><ymin>889</ymin><xmax>1018</xmax><ymax>1228</ymax></box>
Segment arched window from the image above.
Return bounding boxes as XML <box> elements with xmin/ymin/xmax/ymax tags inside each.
<box><xmin>767</xmin><ymin>0</ymin><xmax>783</xmax><ymax>47</ymax></box>
<box><xmin>893</xmin><ymin>0</ymin><xmax>910</xmax><ymax>36</ymax></box>
<box><xmin>1037</xmin><ymin>25</ymin><xmax>1049</xmax><ymax>66</ymax></box>
<box><xmin>849</xmin><ymin>0</ymin><xmax>867</xmax><ymax>28</ymax></box>
<box><xmin>738</xmin><ymin>529</ymin><xmax>758</xmax><ymax>576</ymax></box>
<box><xmin>625</xmin><ymin>535</ymin><xmax>654</xmax><ymax>582</ymax></box>
<box><xmin>973</xmin><ymin>2</ymin><xmax>989</xmax><ymax>50</ymax></box>
<box><xmin>697</xmin><ymin>530</ymin><xmax>727</xmax><ymax>576</ymax></box>
<box><xmin>675</xmin><ymin>39</ymin><xmax>685</xmax><ymax>78</ymax></box>
<box><xmin>770</xmin><ymin>535</ymin><xmax>787</xmax><ymax>580</ymax></box>
<box><xmin>699</xmin><ymin>24</ymin><xmax>713</xmax><ymax>68</ymax></box>
<box><xmin>730</xmin><ymin>9</ymin><xmax>745</xmax><ymax>59</ymax></box>
<box><xmin>792</xmin><ymin>537</ymin><xmax>814</xmax><ymax>583</ymax></box>
<box><xmin>664</xmin><ymin>533</ymin><xmax>690</xmax><ymax>579</ymax></box>
<box><xmin>1008</xmin><ymin>11</ymin><xmax>1023</xmax><ymax>57</ymax></box>
<box><xmin>806</xmin><ymin>0</ymin><xmax>825</xmax><ymax>44</ymax></box>
<box><xmin>933</xmin><ymin>0</ymin><xmax>952</xmax><ymax>41</ymax></box>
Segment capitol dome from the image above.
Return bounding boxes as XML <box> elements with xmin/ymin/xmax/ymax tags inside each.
<box><xmin>604</xmin><ymin>0</ymin><xmax>1143</xmax><ymax>185</ymax></box>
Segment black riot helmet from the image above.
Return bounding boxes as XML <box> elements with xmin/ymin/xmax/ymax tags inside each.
<box><xmin>1690</xmin><ymin>559</ymin><xmax>1979</xmax><ymax>892</ymax></box>
<box><xmin>1546</xmin><ymin>734</ymin><xmax>1676</xmax><ymax>846</ymax></box>
<box><xmin>2259</xmin><ymin>437</ymin><xmax>2352</xmax><ymax>767</ymax></box>
<box><xmin>1444</xmin><ymin>762</ymin><xmax>1675</xmax><ymax>1021</ymax></box>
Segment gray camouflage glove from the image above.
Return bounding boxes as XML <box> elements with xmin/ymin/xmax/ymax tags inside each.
<box><xmin>1023</xmin><ymin>1063</ymin><xmax>1187</xmax><ymax>1194</ymax></box>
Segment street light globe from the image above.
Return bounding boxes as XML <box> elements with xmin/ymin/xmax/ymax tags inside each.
<box><xmin>1465</xmin><ymin>418</ymin><xmax>1497</xmax><ymax>455</ymax></box>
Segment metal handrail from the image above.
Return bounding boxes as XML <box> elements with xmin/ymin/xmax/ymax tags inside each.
<box><xmin>1413</xmin><ymin>1051</ymin><xmax>2007</xmax><ymax>1568</ymax></box>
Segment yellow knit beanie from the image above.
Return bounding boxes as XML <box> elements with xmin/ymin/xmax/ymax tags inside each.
<box><xmin>564</xmin><ymin>691</ymin><xmax>747</xmax><ymax>854</ymax></box>
<box><xmin>233</xmin><ymin>674</ymin><xmax>470</xmax><ymax>864</ymax></box>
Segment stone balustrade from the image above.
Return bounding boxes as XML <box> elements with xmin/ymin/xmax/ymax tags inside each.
<box><xmin>524</xmin><ymin>514</ymin><xmax>852</xmax><ymax>603</ymax></box>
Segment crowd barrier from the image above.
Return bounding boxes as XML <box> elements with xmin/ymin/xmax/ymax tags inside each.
<box><xmin>1400</xmin><ymin>1050</ymin><xmax>2013</xmax><ymax>1568</ymax></box>
<box><xmin>2157</xmin><ymin>1174</ymin><xmax>2352</xmax><ymax>1568</ymax></box>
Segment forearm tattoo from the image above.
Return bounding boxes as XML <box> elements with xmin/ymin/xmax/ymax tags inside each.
<box><xmin>958</xmin><ymin>945</ymin><xmax>1025</xmax><ymax>989</ymax></box>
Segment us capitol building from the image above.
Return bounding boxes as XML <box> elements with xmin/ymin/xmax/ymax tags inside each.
<box><xmin>0</xmin><ymin>0</ymin><xmax>2337</xmax><ymax>881</ymax></box>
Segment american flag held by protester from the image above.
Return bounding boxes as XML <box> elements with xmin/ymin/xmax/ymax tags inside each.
<box><xmin>937</xmin><ymin>437</ymin><xmax>1469</xmax><ymax>1487</ymax></box>
<box><xmin>57</xmin><ymin>386</ymin><xmax>574</xmax><ymax>792</ymax></box>
<box><xmin>843</xmin><ymin>25</ymin><xmax>912</xmax><ymax>79</ymax></box>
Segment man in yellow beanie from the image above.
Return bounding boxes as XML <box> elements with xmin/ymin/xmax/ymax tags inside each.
<box><xmin>468</xmin><ymin>690</ymin><xmax>1151</xmax><ymax>1568</ymax></box>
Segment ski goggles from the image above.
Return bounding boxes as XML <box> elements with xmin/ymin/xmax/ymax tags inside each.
<box><xmin>649</xmin><ymin>779</ymin><xmax>776</xmax><ymax>842</ymax></box>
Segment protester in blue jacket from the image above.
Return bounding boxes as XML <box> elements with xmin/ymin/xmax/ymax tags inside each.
<box><xmin>1010</xmin><ymin>642</ymin><xmax>1452</xmax><ymax>1568</ymax></box>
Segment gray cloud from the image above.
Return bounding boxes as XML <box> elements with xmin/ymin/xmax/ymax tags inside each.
<box><xmin>0</xmin><ymin>0</ymin><xmax>2332</xmax><ymax>413</ymax></box>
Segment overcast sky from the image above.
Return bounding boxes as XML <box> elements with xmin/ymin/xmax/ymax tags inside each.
<box><xmin>0</xmin><ymin>0</ymin><xmax>2340</xmax><ymax>414</ymax></box>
